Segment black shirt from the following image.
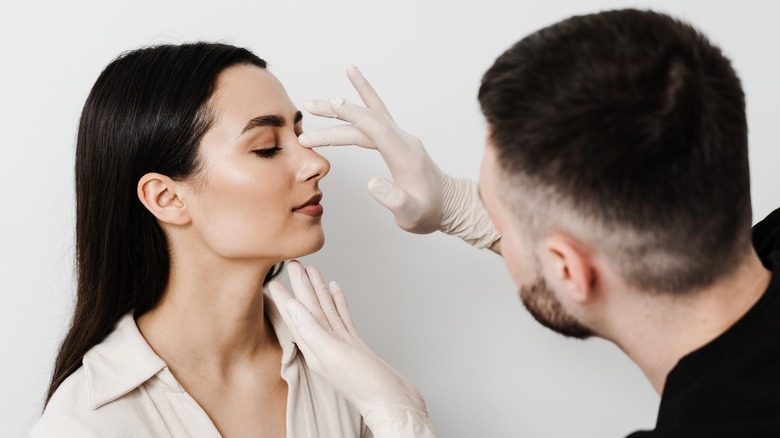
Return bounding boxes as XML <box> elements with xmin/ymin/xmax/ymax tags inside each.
<box><xmin>628</xmin><ymin>209</ymin><xmax>780</xmax><ymax>437</ymax></box>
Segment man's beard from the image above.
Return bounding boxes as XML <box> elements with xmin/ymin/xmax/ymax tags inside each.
<box><xmin>519</xmin><ymin>276</ymin><xmax>594</xmax><ymax>339</ymax></box>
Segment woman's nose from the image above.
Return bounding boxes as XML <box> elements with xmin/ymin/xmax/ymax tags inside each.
<box><xmin>296</xmin><ymin>144</ymin><xmax>330</xmax><ymax>183</ymax></box>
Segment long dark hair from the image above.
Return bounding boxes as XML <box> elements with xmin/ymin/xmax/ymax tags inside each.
<box><xmin>46</xmin><ymin>42</ymin><xmax>283</xmax><ymax>406</ymax></box>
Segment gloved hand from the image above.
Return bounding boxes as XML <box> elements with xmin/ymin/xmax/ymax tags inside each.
<box><xmin>268</xmin><ymin>261</ymin><xmax>438</xmax><ymax>438</ymax></box>
<box><xmin>298</xmin><ymin>66</ymin><xmax>501</xmax><ymax>250</ymax></box>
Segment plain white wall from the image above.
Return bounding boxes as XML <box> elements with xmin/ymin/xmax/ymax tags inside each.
<box><xmin>2</xmin><ymin>1</ymin><xmax>779</xmax><ymax>436</ymax></box>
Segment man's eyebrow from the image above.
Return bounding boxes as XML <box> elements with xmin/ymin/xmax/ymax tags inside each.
<box><xmin>240</xmin><ymin>110</ymin><xmax>304</xmax><ymax>136</ymax></box>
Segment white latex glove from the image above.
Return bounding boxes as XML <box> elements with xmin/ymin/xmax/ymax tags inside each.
<box><xmin>298</xmin><ymin>65</ymin><xmax>501</xmax><ymax>250</ymax></box>
<box><xmin>268</xmin><ymin>261</ymin><xmax>438</xmax><ymax>438</ymax></box>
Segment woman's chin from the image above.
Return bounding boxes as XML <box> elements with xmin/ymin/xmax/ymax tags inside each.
<box><xmin>287</xmin><ymin>233</ymin><xmax>326</xmax><ymax>260</ymax></box>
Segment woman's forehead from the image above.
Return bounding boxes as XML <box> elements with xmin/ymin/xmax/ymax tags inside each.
<box><xmin>201</xmin><ymin>65</ymin><xmax>297</xmax><ymax>149</ymax></box>
<box><xmin>208</xmin><ymin>65</ymin><xmax>296</xmax><ymax>138</ymax></box>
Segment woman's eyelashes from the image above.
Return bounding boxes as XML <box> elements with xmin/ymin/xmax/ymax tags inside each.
<box><xmin>253</xmin><ymin>146</ymin><xmax>282</xmax><ymax>158</ymax></box>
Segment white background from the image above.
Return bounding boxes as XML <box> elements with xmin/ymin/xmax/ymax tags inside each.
<box><xmin>2</xmin><ymin>1</ymin><xmax>779</xmax><ymax>437</ymax></box>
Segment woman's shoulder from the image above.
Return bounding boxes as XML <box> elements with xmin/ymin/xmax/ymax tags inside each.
<box><xmin>31</xmin><ymin>367</ymin><xmax>98</xmax><ymax>437</ymax></box>
<box><xmin>30</xmin><ymin>319</ymin><xmax>171</xmax><ymax>438</ymax></box>
<box><xmin>31</xmin><ymin>364</ymin><xmax>169</xmax><ymax>438</ymax></box>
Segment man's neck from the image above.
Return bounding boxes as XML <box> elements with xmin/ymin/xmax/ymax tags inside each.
<box><xmin>610</xmin><ymin>248</ymin><xmax>771</xmax><ymax>394</ymax></box>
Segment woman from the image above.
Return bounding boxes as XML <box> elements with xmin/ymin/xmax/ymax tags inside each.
<box><xmin>33</xmin><ymin>42</ymin><xmax>370</xmax><ymax>437</ymax></box>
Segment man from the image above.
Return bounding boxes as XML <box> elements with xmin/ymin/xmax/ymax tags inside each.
<box><xmin>269</xmin><ymin>9</ymin><xmax>780</xmax><ymax>437</ymax></box>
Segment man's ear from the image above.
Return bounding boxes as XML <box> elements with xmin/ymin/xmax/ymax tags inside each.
<box><xmin>137</xmin><ymin>173</ymin><xmax>191</xmax><ymax>225</ymax></box>
<box><xmin>542</xmin><ymin>233</ymin><xmax>596</xmax><ymax>304</ymax></box>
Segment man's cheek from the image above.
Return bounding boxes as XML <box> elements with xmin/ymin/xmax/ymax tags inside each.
<box><xmin>502</xmin><ymin>241</ymin><xmax>528</xmax><ymax>288</ymax></box>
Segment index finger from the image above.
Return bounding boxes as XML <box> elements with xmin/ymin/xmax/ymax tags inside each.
<box><xmin>306</xmin><ymin>266</ymin><xmax>347</xmax><ymax>334</ymax></box>
<box><xmin>288</xmin><ymin>261</ymin><xmax>331</xmax><ymax>329</ymax></box>
<box><xmin>346</xmin><ymin>65</ymin><xmax>393</xmax><ymax>121</ymax></box>
<box><xmin>268</xmin><ymin>280</ymin><xmax>302</xmax><ymax>342</ymax></box>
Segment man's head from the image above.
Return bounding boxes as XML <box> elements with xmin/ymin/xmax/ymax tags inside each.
<box><xmin>477</xmin><ymin>9</ymin><xmax>752</xmax><ymax>338</ymax></box>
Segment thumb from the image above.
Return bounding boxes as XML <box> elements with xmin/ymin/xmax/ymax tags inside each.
<box><xmin>367</xmin><ymin>178</ymin><xmax>424</xmax><ymax>231</ymax></box>
<box><xmin>367</xmin><ymin>177</ymin><xmax>412</xmax><ymax>214</ymax></box>
<box><xmin>285</xmin><ymin>299</ymin><xmax>339</xmax><ymax>360</ymax></box>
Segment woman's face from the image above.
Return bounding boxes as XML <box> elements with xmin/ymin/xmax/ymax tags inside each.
<box><xmin>182</xmin><ymin>65</ymin><xmax>330</xmax><ymax>263</ymax></box>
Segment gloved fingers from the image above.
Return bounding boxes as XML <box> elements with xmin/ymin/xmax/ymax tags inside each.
<box><xmin>298</xmin><ymin>125</ymin><xmax>376</xmax><ymax>149</ymax></box>
<box><xmin>305</xmin><ymin>265</ymin><xmax>348</xmax><ymax>335</ymax></box>
<box><xmin>346</xmin><ymin>65</ymin><xmax>393</xmax><ymax>120</ymax></box>
<box><xmin>268</xmin><ymin>280</ymin><xmax>304</xmax><ymax>345</ymax></box>
<box><xmin>304</xmin><ymin>96</ymin><xmax>423</xmax><ymax>181</ymax></box>
<box><xmin>285</xmin><ymin>298</ymin><xmax>366</xmax><ymax>378</ymax></box>
<box><xmin>305</xmin><ymin>97</ymin><xmax>404</xmax><ymax>149</ymax></box>
<box><xmin>303</xmin><ymin>98</ymin><xmax>340</xmax><ymax>118</ymax></box>
<box><xmin>367</xmin><ymin>177</ymin><xmax>411</xmax><ymax>212</ymax></box>
<box><xmin>367</xmin><ymin>178</ymin><xmax>426</xmax><ymax>231</ymax></box>
<box><xmin>270</xmin><ymin>280</ymin><xmax>341</xmax><ymax>372</ymax></box>
<box><xmin>303</xmin><ymin>97</ymin><xmax>371</xmax><ymax>125</ymax></box>
<box><xmin>329</xmin><ymin>280</ymin><xmax>359</xmax><ymax>339</ymax></box>
<box><xmin>287</xmin><ymin>261</ymin><xmax>331</xmax><ymax>330</ymax></box>
<box><xmin>280</xmin><ymin>298</ymin><xmax>326</xmax><ymax>370</ymax></box>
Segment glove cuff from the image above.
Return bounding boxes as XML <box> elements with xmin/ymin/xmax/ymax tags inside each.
<box><xmin>439</xmin><ymin>175</ymin><xmax>501</xmax><ymax>249</ymax></box>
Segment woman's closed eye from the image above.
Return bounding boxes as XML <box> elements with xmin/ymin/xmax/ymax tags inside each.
<box><xmin>253</xmin><ymin>146</ymin><xmax>282</xmax><ymax>158</ymax></box>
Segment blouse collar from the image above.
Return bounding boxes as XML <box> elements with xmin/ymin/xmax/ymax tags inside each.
<box><xmin>82</xmin><ymin>293</ymin><xmax>298</xmax><ymax>409</ymax></box>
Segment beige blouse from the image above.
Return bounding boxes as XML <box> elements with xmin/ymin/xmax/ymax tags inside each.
<box><xmin>31</xmin><ymin>295</ymin><xmax>371</xmax><ymax>437</ymax></box>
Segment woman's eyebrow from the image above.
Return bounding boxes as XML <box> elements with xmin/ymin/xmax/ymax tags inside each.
<box><xmin>241</xmin><ymin>115</ymin><xmax>283</xmax><ymax>135</ymax></box>
<box><xmin>239</xmin><ymin>111</ymin><xmax>303</xmax><ymax>137</ymax></box>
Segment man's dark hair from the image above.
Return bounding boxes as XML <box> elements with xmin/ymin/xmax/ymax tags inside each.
<box><xmin>478</xmin><ymin>9</ymin><xmax>751</xmax><ymax>293</ymax></box>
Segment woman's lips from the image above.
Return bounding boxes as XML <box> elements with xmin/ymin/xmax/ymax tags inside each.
<box><xmin>293</xmin><ymin>193</ymin><xmax>324</xmax><ymax>217</ymax></box>
<box><xmin>293</xmin><ymin>203</ymin><xmax>324</xmax><ymax>216</ymax></box>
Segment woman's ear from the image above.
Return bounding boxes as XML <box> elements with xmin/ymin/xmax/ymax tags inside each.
<box><xmin>137</xmin><ymin>173</ymin><xmax>191</xmax><ymax>225</ymax></box>
<box><xmin>542</xmin><ymin>233</ymin><xmax>596</xmax><ymax>305</ymax></box>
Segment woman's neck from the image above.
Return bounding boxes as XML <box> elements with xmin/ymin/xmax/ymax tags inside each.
<box><xmin>136</xmin><ymin>256</ymin><xmax>279</xmax><ymax>381</ymax></box>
